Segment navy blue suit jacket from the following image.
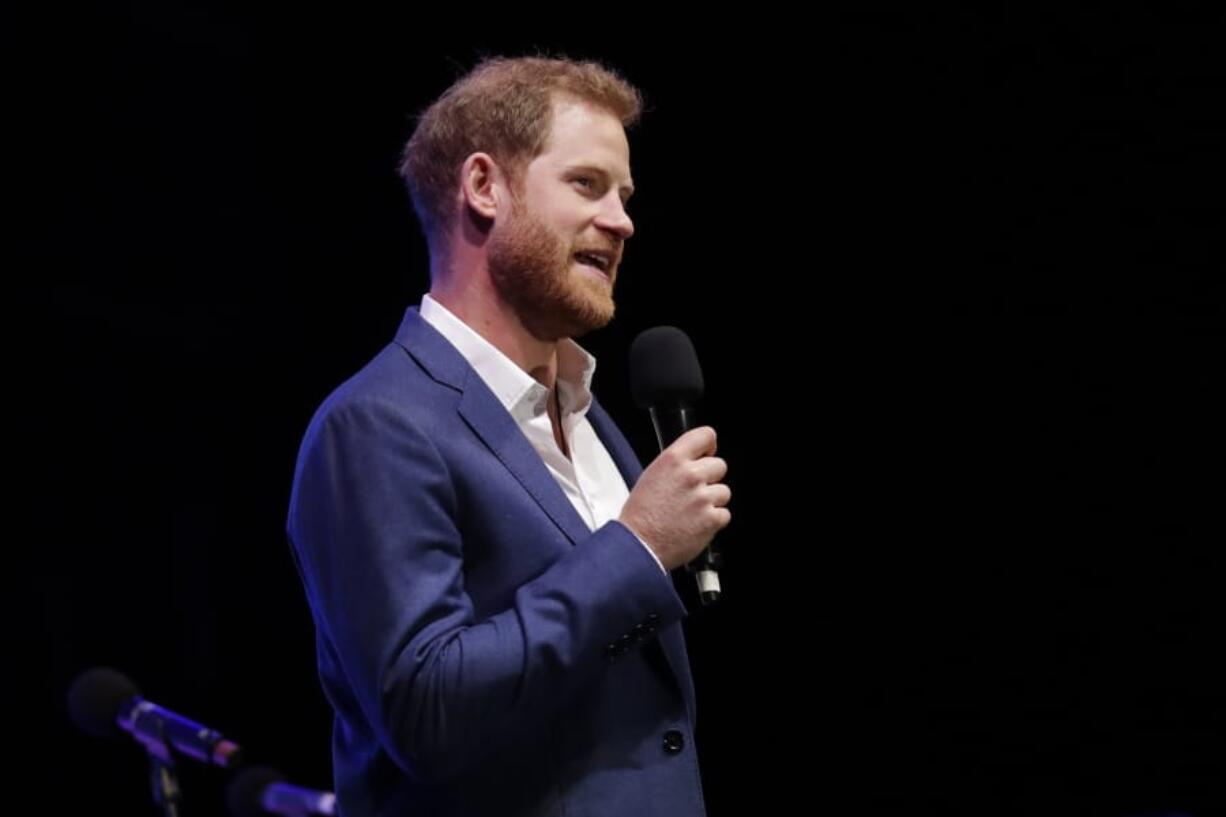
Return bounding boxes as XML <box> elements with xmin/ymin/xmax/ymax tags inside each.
<box><xmin>287</xmin><ymin>308</ymin><xmax>706</xmax><ymax>816</ymax></box>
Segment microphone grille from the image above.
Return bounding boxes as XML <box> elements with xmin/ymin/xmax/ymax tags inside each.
<box><xmin>629</xmin><ymin>326</ymin><xmax>704</xmax><ymax>409</ymax></box>
<box><xmin>227</xmin><ymin>766</ymin><xmax>286</xmax><ymax>817</ymax></box>
<box><xmin>67</xmin><ymin>666</ymin><xmax>140</xmax><ymax>739</ymax></box>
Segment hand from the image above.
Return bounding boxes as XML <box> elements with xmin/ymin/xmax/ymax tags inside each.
<box><xmin>619</xmin><ymin>426</ymin><xmax>731</xmax><ymax>571</ymax></box>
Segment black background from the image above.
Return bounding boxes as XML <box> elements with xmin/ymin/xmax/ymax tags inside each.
<box><xmin>15</xmin><ymin>9</ymin><xmax>1224</xmax><ymax>816</ymax></box>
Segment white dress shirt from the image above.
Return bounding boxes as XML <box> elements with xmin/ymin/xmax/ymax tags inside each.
<box><xmin>420</xmin><ymin>295</ymin><xmax>665</xmax><ymax>572</ymax></box>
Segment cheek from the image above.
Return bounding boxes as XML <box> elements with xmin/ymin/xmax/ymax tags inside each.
<box><xmin>539</xmin><ymin>209</ymin><xmax>580</xmax><ymax>237</ymax></box>
<box><xmin>529</xmin><ymin>193</ymin><xmax>584</xmax><ymax>229</ymax></box>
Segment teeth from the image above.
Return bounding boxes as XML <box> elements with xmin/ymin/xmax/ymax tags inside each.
<box><xmin>577</xmin><ymin>253</ymin><xmax>608</xmax><ymax>271</ymax></box>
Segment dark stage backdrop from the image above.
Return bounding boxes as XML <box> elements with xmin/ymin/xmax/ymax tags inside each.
<box><xmin>15</xmin><ymin>10</ymin><xmax>1223</xmax><ymax>817</ymax></box>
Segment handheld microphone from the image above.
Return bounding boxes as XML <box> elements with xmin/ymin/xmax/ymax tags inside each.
<box><xmin>630</xmin><ymin>326</ymin><xmax>723</xmax><ymax>604</ymax></box>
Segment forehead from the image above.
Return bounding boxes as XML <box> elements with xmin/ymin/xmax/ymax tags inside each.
<box><xmin>530</xmin><ymin>96</ymin><xmax>632</xmax><ymax>175</ymax></box>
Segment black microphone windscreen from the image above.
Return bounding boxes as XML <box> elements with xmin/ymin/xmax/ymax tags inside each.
<box><xmin>67</xmin><ymin>666</ymin><xmax>140</xmax><ymax>739</ymax></box>
<box><xmin>228</xmin><ymin>766</ymin><xmax>286</xmax><ymax>817</ymax></box>
<box><xmin>629</xmin><ymin>326</ymin><xmax>704</xmax><ymax>410</ymax></box>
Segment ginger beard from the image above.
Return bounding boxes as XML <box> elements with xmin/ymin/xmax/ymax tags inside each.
<box><xmin>487</xmin><ymin>200</ymin><xmax>619</xmax><ymax>341</ymax></box>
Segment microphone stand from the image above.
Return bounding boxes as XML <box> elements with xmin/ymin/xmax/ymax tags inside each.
<box><xmin>139</xmin><ymin>714</ymin><xmax>183</xmax><ymax>817</ymax></box>
<box><xmin>147</xmin><ymin>753</ymin><xmax>182</xmax><ymax>817</ymax></box>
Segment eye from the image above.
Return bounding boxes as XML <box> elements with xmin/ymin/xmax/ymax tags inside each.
<box><xmin>573</xmin><ymin>176</ymin><xmax>596</xmax><ymax>191</ymax></box>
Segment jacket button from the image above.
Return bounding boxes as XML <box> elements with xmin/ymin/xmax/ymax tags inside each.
<box><xmin>662</xmin><ymin>729</ymin><xmax>685</xmax><ymax>755</ymax></box>
<box><xmin>632</xmin><ymin>623</ymin><xmax>653</xmax><ymax>639</ymax></box>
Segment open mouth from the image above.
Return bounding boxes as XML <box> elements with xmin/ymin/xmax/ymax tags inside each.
<box><xmin>573</xmin><ymin>251</ymin><xmax>613</xmax><ymax>277</ymax></box>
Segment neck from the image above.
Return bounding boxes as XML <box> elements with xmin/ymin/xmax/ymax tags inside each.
<box><xmin>429</xmin><ymin>265</ymin><xmax>560</xmax><ymax>391</ymax></box>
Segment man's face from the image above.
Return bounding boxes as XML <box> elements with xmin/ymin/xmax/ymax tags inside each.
<box><xmin>488</xmin><ymin>97</ymin><xmax>636</xmax><ymax>341</ymax></box>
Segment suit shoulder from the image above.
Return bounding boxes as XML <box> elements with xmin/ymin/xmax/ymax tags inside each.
<box><xmin>304</xmin><ymin>342</ymin><xmax>454</xmax><ymax>439</ymax></box>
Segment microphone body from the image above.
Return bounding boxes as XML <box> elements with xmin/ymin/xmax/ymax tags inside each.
<box><xmin>646</xmin><ymin>405</ymin><xmax>696</xmax><ymax>452</ymax></box>
<box><xmin>228</xmin><ymin>766</ymin><xmax>337</xmax><ymax>817</ymax></box>
<box><xmin>120</xmin><ymin>697</ymin><xmax>243</xmax><ymax>767</ymax></box>
<box><xmin>261</xmin><ymin>782</ymin><xmax>337</xmax><ymax>817</ymax></box>
<box><xmin>67</xmin><ymin>667</ymin><xmax>242</xmax><ymax>767</ymax></box>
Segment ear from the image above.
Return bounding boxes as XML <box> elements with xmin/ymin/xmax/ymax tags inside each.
<box><xmin>459</xmin><ymin>153</ymin><xmax>508</xmax><ymax>221</ymax></box>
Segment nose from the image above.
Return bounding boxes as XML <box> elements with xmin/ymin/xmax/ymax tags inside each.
<box><xmin>595</xmin><ymin>195</ymin><xmax>635</xmax><ymax>241</ymax></box>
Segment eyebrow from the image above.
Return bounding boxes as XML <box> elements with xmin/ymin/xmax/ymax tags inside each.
<box><xmin>569</xmin><ymin>165</ymin><xmax>635</xmax><ymax>201</ymax></box>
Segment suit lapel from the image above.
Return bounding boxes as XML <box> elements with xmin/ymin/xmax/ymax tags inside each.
<box><xmin>456</xmin><ymin>375</ymin><xmax>595</xmax><ymax>547</ymax></box>
<box><xmin>394</xmin><ymin>308</ymin><xmax>593</xmax><ymax>547</ymax></box>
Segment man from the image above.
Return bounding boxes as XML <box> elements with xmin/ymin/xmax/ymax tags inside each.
<box><xmin>287</xmin><ymin>57</ymin><xmax>730</xmax><ymax>816</ymax></box>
